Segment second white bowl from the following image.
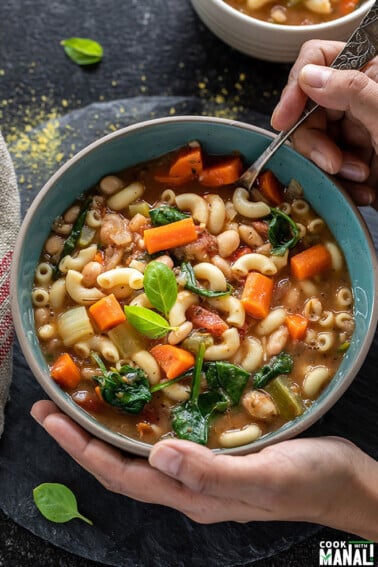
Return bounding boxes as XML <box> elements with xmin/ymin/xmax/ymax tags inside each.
<box><xmin>190</xmin><ymin>0</ymin><xmax>375</xmax><ymax>62</ymax></box>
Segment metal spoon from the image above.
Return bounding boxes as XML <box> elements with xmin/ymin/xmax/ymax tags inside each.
<box><xmin>238</xmin><ymin>0</ymin><xmax>378</xmax><ymax>193</ymax></box>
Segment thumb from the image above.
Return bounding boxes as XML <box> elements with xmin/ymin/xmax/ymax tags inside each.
<box><xmin>149</xmin><ymin>439</ymin><xmax>255</xmax><ymax>497</ymax></box>
<box><xmin>299</xmin><ymin>64</ymin><xmax>378</xmax><ymax>133</ymax></box>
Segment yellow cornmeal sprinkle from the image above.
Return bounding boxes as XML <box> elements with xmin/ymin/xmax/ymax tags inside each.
<box><xmin>1</xmin><ymin>62</ymin><xmax>260</xmax><ymax>201</ymax></box>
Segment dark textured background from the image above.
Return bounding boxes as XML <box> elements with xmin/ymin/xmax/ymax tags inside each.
<box><xmin>0</xmin><ymin>1</ymin><xmax>377</xmax><ymax>566</ymax></box>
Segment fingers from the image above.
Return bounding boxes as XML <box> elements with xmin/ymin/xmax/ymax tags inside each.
<box><xmin>149</xmin><ymin>439</ymin><xmax>273</xmax><ymax>504</ymax></box>
<box><xmin>337</xmin><ymin>179</ymin><xmax>377</xmax><ymax>208</ymax></box>
<box><xmin>30</xmin><ymin>401</ymin><xmax>184</xmax><ymax>505</ymax></box>
<box><xmin>271</xmin><ymin>40</ymin><xmax>344</xmax><ymax>131</ymax></box>
<box><xmin>290</xmin><ymin>108</ymin><xmax>343</xmax><ymax>174</ymax></box>
<box><xmin>30</xmin><ymin>399</ymin><xmax>59</xmax><ymax>422</ymax></box>
<box><xmin>298</xmin><ymin>64</ymin><xmax>378</xmax><ymax>139</ymax></box>
<box><xmin>30</xmin><ymin>402</ymin><xmax>256</xmax><ymax>522</ymax></box>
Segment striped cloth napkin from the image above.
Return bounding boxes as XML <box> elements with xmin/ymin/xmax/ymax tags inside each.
<box><xmin>0</xmin><ymin>130</ymin><xmax>20</xmax><ymax>437</ymax></box>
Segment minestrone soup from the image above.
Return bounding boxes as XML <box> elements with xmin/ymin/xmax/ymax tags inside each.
<box><xmin>32</xmin><ymin>142</ymin><xmax>354</xmax><ymax>448</ymax></box>
<box><xmin>224</xmin><ymin>0</ymin><xmax>362</xmax><ymax>26</ymax></box>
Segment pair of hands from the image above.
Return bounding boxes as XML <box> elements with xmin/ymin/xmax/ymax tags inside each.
<box><xmin>32</xmin><ymin>399</ymin><xmax>378</xmax><ymax>541</ymax></box>
<box><xmin>31</xmin><ymin>40</ymin><xmax>378</xmax><ymax>540</ymax></box>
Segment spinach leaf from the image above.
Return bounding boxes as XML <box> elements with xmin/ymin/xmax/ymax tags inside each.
<box><xmin>253</xmin><ymin>352</ymin><xmax>293</xmax><ymax>389</ymax></box>
<box><xmin>171</xmin><ymin>343</ymin><xmax>209</xmax><ymax>444</ymax></box>
<box><xmin>124</xmin><ymin>305</ymin><xmax>175</xmax><ymax>339</ymax></box>
<box><xmin>204</xmin><ymin>361</ymin><xmax>250</xmax><ymax>405</ymax></box>
<box><xmin>197</xmin><ymin>390</ymin><xmax>229</xmax><ymax>416</ymax></box>
<box><xmin>171</xmin><ymin>354</ymin><xmax>250</xmax><ymax>445</ymax></box>
<box><xmin>149</xmin><ymin>206</ymin><xmax>189</xmax><ymax>226</ymax></box>
<box><xmin>33</xmin><ymin>483</ymin><xmax>93</xmax><ymax>525</ymax></box>
<box><xmin>268</xmin><ymin>208</ymin><xmax>300</xmax><ymax>256</ymax></box>
<box><xmin>143</xmin><ymin>261</ymin><xmax>177</xmax><ymax>317</ymax></box>
<box><xmin>181</xmin><ymin>261</ymin><xmax>232</xmax><ymax>298</ymax></box>
<box><xmin>53</xmin><ymin>198</ymin><xmax>91</xmax><ymax>278</ymax></box>
<box><xmin>61</xmin><ymin>37</ymin><xmax>103</xmax><ymax>65</ymax></box>
<box><xmin>92</xmin><ymin>352</ymin><xmax>151</xmax><ymax>414</ymax></box>
<box><xmin>171</xmin><ymin>402</ymin><xmax>209</xmax><ymax>445</ymax></box>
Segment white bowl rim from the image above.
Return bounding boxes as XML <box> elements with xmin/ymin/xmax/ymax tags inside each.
<box><xmin>192</xmin><ymin>0</ymin><xmax>375</xmax><ymax>33</ymax></box>
<box><xmin>11</xmin><ymin>114</ymin><xmax>378</xmax><ymax>456</ymax></box>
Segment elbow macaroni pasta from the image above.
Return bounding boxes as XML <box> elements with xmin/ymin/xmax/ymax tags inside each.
<box><xmin>32</xmin><ymin>141</ymin><xmax>355</xmax><ymax>449</ymax></box>
<box><xmin>193</xmin><ymin>262</ymin><xmax>227</xmax><ymax>291</ymax></box>
<box><xmin>204</xmin><ymin>328</ymin><xmax>240</xmax><ymax>360</ymax></box>
<box><xmin>232</xmin><ymin>253</ymin><xmax>277</xmax><ymax>277</ymax></box>
<box><xmin>175</xmin><ymin>193</ymin><xmax>208</xmax><ymax>224</ymax></box>
<box><xmin>232</xmin><ymin>187</ymin><xmax>270</xmax><ymax>219</ymax></box>
<box><xmin>59</xmin><ymin>244</ymin><xmax>98</xmax><ymax>273</ymax></box>
<box><xmin>65</xmin><ymin>270</ymin><xmax>105</xmax><ymax>305</ymax></box>
<box><xmin>97</xmin><ymin>267</ymin><xmax>144</xmax><ymax>290</ymax></box>
<box><xmin>106</xmin><ymin>181</ymin><xmax>145</xmax><ymax>211</ymax></box>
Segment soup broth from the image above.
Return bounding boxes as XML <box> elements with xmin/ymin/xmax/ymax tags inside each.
<box><xmin>32</xmin><ymin>142</ymin><xmax>354</xmax><ymax>449</ymax></box>
<box><xmin>224</xmin><ymin>0</ymin><xmax>361</xmax><ymax>26</ymax></box>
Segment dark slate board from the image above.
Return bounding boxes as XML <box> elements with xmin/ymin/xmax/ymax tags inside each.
<box><xmin>0</xmin><ymin>100</ymin><xmax>377</xmax><ymax>566</ymax></box>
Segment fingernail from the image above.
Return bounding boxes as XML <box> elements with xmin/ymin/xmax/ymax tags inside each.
<box><xmin>301</xmin><ymin>64</ymin><xmax>332</xmax><ymax>88</ymax></box>
<box><xmin>30</xmin><ymin>408</ymin><xmax>43</xmax><ymax>426</ymax></box>
<box><xmin>339</xmin><ymin>162</ymin><xmax>366</xmax><ymax>182</ymax></box>
<box><xmin>149</xmin><ymin>445</ymin><xmax>183</xmax><ymax>476</ymax></box>
<box><xmin>270</xmin><ymin>106</ymin><xmax>279</xmax><ymax>128</ymax></box>
<box><xmin>310</xmin><ymin>149</ymin><xmax>332</xmax><ymax>172</ymax></box>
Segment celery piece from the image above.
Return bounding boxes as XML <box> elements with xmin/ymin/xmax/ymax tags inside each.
<box><xmin>182</xmin><ymin>332</ymin><xmax>214</xmax><ymax>354</ymax></box>
<box><xmin>128</xmin><ymin>201</ymin><xmax>150</xmax><ymax>218</ymax></box>
<box><xmin>57</xmin><ymin>306</ymin><xmax>94</xmax><ymax>346</ymax></box>
<box><xmin>265</xmin><ymin>376</ymin><xmax>304</xmax><ymax>420</ymax></box>
<box><xmin>107</xmin><ymin>320</ymin><xmax>144</xmax><ymax>357</ymax></box>
<box><xmin>78</xmin><ymin>226</ymin><xmax>96</xmax><ymax>247</ymax></box>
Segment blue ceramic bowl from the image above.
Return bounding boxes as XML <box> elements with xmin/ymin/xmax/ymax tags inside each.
<box><xmin>11</xmin><ymin>116</ymin><xmax>378</xmax><ymax>456</ymax></box>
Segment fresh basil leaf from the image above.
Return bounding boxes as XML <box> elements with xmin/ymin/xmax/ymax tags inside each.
<box><xmin>92</xmin><ymin>352</ymin><xmax>151</xmax><ymax>413</ymax></box>
<box><xmin>124</xmin><ymin>305</ymin><xmax>174</xmax><ymax>338</ymax></box>
<box><xmin>61</xmin><ymin>37</ymin><xmax>103</xmax><ymax>66</ymax></box>
<box><xmin>205</xmin><ymin>361</ymin><xmax>250</xmax><ymax>405</ymax></box>
<box><xmin>253</xmin><ymin>352</ymin><xmax>293</xmax><ymax>389</ymax></box>
<box><xmin>268</xmin><ymin>208</ymin><xmax>300</xmax><ymax>256</ymax></box>
<box><xmin>33</xmin><ymin>483</ymin><xmax>93</xmax><ymax>525</ymax></box>
<box><xmin>143</xmin><ymin>261</ymin><xmax>177</xmax><ymax>317</ymax></box>
<box><xmin>181</xmin><ymin>261</ymin><xmax>232</xmax><ymax>298</ymax></box>
<box><xmin>149</xmin><ymin>206</ymin><xmax>189</xmax><ymax>226</ymax></box>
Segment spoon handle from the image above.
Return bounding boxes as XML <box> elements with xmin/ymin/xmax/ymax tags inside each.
<box><xmin>239</xmin><ymin>0</ymin><xmax>378</xmax><ymax>192</ymax></box>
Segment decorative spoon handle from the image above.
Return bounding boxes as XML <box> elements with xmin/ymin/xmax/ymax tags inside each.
<box><xmin>239</xmin><ymin>0</ymin><xmax>378</xmax><ymax>192</ymax></box>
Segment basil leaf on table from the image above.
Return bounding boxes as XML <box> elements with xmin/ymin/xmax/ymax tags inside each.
<box><xmin>92</xmin><ymin>352</ymin><xmax>152</xmax><ymax>413</ymax></box>
<box><xmin>149</xmin><ymin>206</ymin><xmax>189</xmax><ymax>226</ymax></box>
<box><xmin>61</xmin><ymin>37</ymin><xmax>103</xmax><ymax>65</ymax></box>
<box><xmin>253</xmin><ymin>351</ymin><xmax>293</xmax><ymax>389</ymax></box>
<box><xmin>143</xmin><ymin>261</ymin><xmax>178</xmax><ymax>317</ymax></box>
<box><xmin>268</xmin><ymin>208</ymin><xmax>300</xmax><ymax>256</ymax></box>
<box><xmin>33</xmin><ymin>483</ymin><xmax>93</xmax><ymax>525</ymax></box>
<box><xmin>181</xmin><ymin>261</ymin><xmax>232</xmax><ymax>298</ymax></box>
<box><xmin>124</xmin><ymin>305</ymin><xmax>175</xmax><ymax>338</ymax></box>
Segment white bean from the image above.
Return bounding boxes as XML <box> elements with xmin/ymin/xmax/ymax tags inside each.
<box><xmin>303</xmin><ymin>366</ymin><xmax>330</xmax><ymax>398</ymax></box>
<box><xmin>218</xmin><ymin>424</ymin><xmax>262</xmax><ymax>448</ymax></box>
